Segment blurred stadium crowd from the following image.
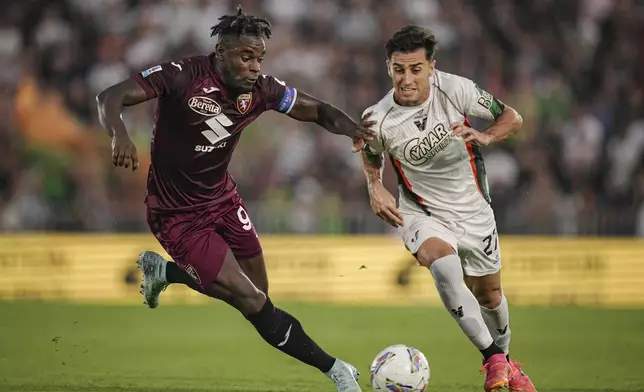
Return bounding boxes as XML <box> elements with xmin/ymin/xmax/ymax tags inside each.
<box><xmin>1</xmin><ymin>0</ymin><xmax>644</xmax><ymax>235</ymax></box>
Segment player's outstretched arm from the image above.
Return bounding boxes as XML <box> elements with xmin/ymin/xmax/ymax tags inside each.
<box><xmin>451</xmin><ymin>104</ymin><xmax>522</xmax><ymax>147</ymax></box>
<box><xmin>286</xmin><ymin>91</ymin><xmax>376</xmax><ymax>152</ymax></box>
<box><xmin>361</xmin><ymin>149</ymin><xmax>403</xmax><ymax>228</ymax></box>
<box><xmin>96</xmin><ymin>79</ymin><xmax>149</xmax><ymax>171</ymax></box>
<box><xmin>483</xmin><ymin>105</ymin><xmax>523</xmax><ymax>144</ymax></box>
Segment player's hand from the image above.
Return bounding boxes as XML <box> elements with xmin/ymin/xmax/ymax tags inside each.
<box><xmin>450</xmin><ymin>123</ymin><xmax>493</xmax><ymax>147</ymax></box>
<box><xmin>369</xmin><ymin>182</ymin><xmax>404</xmax><ymax>228</ymax></box>
<box><xmin>111</xmin><ymin>134</ymin><xmax>139</xmax><ymax>171</ymax></box>
<box><xmin>352</xmin><ymin>111</ymin><xmax>377</xmax><ymax>153</ymax></box>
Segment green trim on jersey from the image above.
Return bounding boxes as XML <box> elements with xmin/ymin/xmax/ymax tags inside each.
<box><xmin>470</xmin><ymin>144</ymin><xmax>491</xmax><ymax>203</ymax></box>
<box><xmin>474</xmin><ymin>83</ymin><xmax>505</xmax><ymax>119</ymax></box>
<box><xmin>489</xmin><ymin>98</ymin><xmax>504</xmax><ymax>119</ymax></box>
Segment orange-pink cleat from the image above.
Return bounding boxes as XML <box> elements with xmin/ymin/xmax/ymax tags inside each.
<box><xmin>480</xmin><ymin>353</ymin><xmax>511</xmax><ymax>391</ymax></box>
<box><xmin>508</xmin><ymin>360</ymin><xmax>537</xmax><ymax>392</ymax></box>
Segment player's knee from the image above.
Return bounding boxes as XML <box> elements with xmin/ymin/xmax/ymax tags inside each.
<box><xmin>475</xmin><ymin>285</ymin><xmax>502</xmax><ymax>309</ymax></box>
<box><xmin>257</xmin><ymin>280</ymin><xmax>269</xmax><ymax>296</ymax></box>
<box><xmin>237</xmin><ymin>288</ymin><xmax>266</xmax><ymax>315</ymax></box>
<box><xmin>415</xmin><ymin>238</ymin><xmax>456</xmax><ymax>268</ymax></box>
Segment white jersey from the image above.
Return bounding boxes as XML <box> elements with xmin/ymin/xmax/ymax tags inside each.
<box><xmin>364</xmin><ymin>70</ymin><xmax>505</xmax><ymax>222</ymax></box>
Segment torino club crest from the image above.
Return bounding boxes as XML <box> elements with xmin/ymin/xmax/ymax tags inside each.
<box><xmin>236</xmin><ymin>93</ymin><xmax>252</xmax><ymax>114</ymax></box>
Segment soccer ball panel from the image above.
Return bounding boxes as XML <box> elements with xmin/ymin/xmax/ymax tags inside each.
<box><xmin>370</xmin><ymin>344</ymin><xmax>430</xmax><ymax>392</ymax></box>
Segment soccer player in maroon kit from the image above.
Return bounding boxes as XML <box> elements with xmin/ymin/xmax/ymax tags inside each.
<box><xmin>96</xmin><ymin>7</ymin><xmax>375</xmax><ymax>392</ymax></box>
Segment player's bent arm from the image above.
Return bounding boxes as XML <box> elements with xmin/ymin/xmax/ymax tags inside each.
<box><xmin>485</xmin><ymin>104</ymin><xmax>523</xmax><ymax>144</ymax></box>
<box><xmin>286</xmin><ymin>91</ymin><xmax>361</xmax><ymax>139</ymax></box>
<box><xmin>361</xmin><ymin>149</ymin><xmax>385</xmax><ymax>189</ymax></box>
<box><xmin>96</xmin><ymin>79</ymin><xmax>149</xmax><ymax>138</ymax></box>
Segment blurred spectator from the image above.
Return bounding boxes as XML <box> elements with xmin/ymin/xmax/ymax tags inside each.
<box><xmin>1</xmin><ymin>0</ymin><xmax>643</xmax><ymax>235</ymax></box>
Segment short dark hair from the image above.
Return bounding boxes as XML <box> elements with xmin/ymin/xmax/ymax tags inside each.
<box><xmin>210</xmin><ymin>5</ymin><xmax>272</xmax><ymax>41</ymax></box>
<box><xmin>385</xmin><ymin>26</ymin><xmax>438</xmax><ymax>60</ymax></box>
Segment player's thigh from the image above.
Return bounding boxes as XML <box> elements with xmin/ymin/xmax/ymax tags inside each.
<box><xmin>166</xmin><ymin>228</ymin><xmax>230</xmax><ymax>294</ymax></box>
<box><xmin>237</xmin><ymin>254</ymin><xmax>269</xmax><ymax>294</ymax></box>
<box><xmin>219</xmin><ymin>198</ymin><xmax>267</xmax><ymax>291</ymax></box>
<box><xmin>399</xmin><ymin>214</ymin><xmax>459</xmax><ymax>268</ymax></box>
<box><xmin>214</xmin><ymin>247</ymin><xmax>266</xmax><ymax>314</ymax></box>
<box><xmin>459</xmin><ymin>210</ymin><xmax>502</xmax><ymax>305</ymax></box>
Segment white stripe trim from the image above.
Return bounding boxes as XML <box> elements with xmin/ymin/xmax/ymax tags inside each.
<box><xmin>284</xmin><ymin>88</ymin><xmax>298</xmax><ymax>114</ymax></box>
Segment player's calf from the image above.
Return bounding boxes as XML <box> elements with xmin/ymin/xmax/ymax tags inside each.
<box><xmin>467</xmin><ymin>273</ymin><xmax>511</xmax><ymax>355</ymax></box>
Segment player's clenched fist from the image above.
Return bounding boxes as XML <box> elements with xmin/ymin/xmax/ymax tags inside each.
<box><xmin>352</xmin><ymin>111</ymin><xmax>378</xmax><ymax>153</ymax></box>
<box><xmin>111</xmin><ymin>134</ymin><xmax>139</xmax><ymax>171</ymax></box>
<box><xmin>450</xmin><ymin>122</ymin><xmax>493</xmax><ymax>147</ymax></box>
<box><xmin>368</xmin><ymin>182</ymin><xmax>404</xmax><ymax>228</ymax></box>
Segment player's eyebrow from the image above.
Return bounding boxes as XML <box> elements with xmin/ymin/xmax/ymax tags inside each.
<box><xmin>392</xmin><ymin>62</ymin><xmax>424</xmax><ymax>68</ymax></box>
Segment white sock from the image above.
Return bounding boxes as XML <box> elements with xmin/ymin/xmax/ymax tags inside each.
<box><xmin>480</xmin><ymin>294</ymin><xmax>511</xmax><ymax>354</ymax></box>
<box><xmin>429</xmin><ymin>255</ymin><xmax>494</xmax><ymax>350</ymax></box>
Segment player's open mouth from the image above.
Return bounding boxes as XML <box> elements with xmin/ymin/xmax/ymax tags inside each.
<box><xmin>401</xmin><ymin>87</ymin><xmax>415</xmax><ymax>92</ymax></box>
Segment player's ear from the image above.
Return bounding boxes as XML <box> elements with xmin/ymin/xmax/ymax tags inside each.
<box><xmin>215</xmin><ymin>43</ymin><xmax>225</xmax><ymax>61</ymax></box>
<box><xmin>386</xmin><ymin>60</ymin><xmax>392</xmax><ymax>78</ymax></box>
<box><xmin>428</xmin><ymin>59</ymin><xmax>436</xmax><ymax>75</ymax></box>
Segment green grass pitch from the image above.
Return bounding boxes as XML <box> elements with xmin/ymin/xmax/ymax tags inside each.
<box><xmin>1</xmin><ymin>301</ymin><xmax>643</xmax><ymax>392</ymax></box>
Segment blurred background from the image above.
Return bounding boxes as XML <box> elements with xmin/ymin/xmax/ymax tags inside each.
<box><xmin>1</xmin><ymin>0</ymin><xmax>644</xmax><ymax>236</ymax></box>
<box><xmin>2</xmin><ymin>2</ymin><xmax>644</xmax><ymax>390</ymax></box>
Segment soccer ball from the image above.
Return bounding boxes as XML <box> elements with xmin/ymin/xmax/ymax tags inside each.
<box><xmin>369</xmin><ymin>344</ymin><xmax>430</xmax><ymax>392</ymax></box>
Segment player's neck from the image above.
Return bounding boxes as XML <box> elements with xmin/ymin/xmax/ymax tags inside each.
<box><xmin>211</xmin><ymin>58</ymin><xmax>241</xmax><ymax>95</ymax></box>
<box><xmin>393</xmin><ymin>87</ymin><xmax>430</xmax><ymax>107</ymax></box>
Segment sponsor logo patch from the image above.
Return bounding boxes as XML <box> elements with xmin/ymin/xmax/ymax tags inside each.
<box><xmin>187</xmin><ymin>96</ymin><xmax>222</xmax><ymax>116</ymax></box>
<box><xmin>141</xmin><ymin>65</ymin><xmax>162</xmax><ymax>77</ymax></box>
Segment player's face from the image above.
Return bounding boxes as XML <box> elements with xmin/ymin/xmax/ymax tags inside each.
<box><xmin>387</xmin><ymin>49</ymin><xmax>435</xmax><ymax>106</ymax></box>
<box><xmin>217</xmin><ymin>35</ymin><xmax>266</xmax><ymax>92</ymax></box>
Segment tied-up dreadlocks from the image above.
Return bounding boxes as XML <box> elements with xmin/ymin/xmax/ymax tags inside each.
<box><xmin>210</xmin><ymin>5</ymin><xmax>272</xmax><ymax>40</ymax></box>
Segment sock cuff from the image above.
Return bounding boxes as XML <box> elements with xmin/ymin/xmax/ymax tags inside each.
<box><xmin>480</xmin><ymin>294</ymin><xmax>507</xmax><ymax>314</ymax></box>
<box><xmin>246</xmin><ymin>296</ymin><xmax>274</xmax><ymax>322</ymax></box>
<box><xmin>428</xmin><ymin>253</ymin><xmax>461</xmax><ymax>272</ymax></box>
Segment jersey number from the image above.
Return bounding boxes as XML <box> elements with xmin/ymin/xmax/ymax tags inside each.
<box><xmin>202</xmin><ymin>112</ymin><xmax>233</xmax><ymax>145</ymax></box>
<box><xmin>482</xmin><ymin>229</ymin><xmax>498</xmax><ymax>256</ymax></box>
<box><xmin>237</xmin><ymin>206</ymin><xmax>252</xmax><ymax>231</ymax></box>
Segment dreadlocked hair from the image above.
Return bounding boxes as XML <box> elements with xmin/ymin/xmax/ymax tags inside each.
<box><xmin>210</xmin><ymin>5</ymin><xmax>272</xmax><ymax>40</ymax></box>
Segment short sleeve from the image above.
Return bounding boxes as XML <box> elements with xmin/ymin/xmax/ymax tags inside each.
<box><xmin>260</xmin><ymin>74</ymin><xmax>298</xmax><ymax>114</ymax></box>
<box><xmin>132</xmin><ymin>61</ymin><xmax>187</xmax><ymax>99</ymax></box>
<box><xmin>456</xmin><ymin>77</ymin><xmax>506</xmax><ymax>121</ymax></box>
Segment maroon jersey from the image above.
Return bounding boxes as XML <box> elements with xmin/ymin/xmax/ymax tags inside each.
<box><xmin>131</xmin><ymin>55</ymin><xmax>297</xmax><ymax>212</ymax></box>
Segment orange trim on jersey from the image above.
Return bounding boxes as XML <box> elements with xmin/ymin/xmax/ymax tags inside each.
<box><xmin>392</xmin><ymin>157</ymin><xmax>425</xmax><ymax>207</ymax></box>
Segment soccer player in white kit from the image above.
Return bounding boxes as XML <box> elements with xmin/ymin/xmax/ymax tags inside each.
<box><xmin>360</xmin><ymin>26</ymin><xmax>537</xmax><ymax>392</ymax></box>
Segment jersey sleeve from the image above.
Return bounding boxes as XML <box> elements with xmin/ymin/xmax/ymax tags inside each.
<box><xmin>456</xmin><ymin>77</ymin><xmax>506</xmax><ymax>121</ymax></box>
<box><xmin>260</xmin><ymin>74</ymin><xmax>298</xmax><ymax>114</ymax></box>
<box><xmin>131</xmin><ymin>61</ymin><xmax>188</xmax><ymax>99</ymax></box>
<box><xmin>362</xmin><ymin>107</ymin><xmax>386</xmax><ymax>155</ymax></box>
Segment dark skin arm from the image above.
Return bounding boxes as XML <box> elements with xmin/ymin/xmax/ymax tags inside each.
<box><xmin>287</xmin><ymin>91</ymin><xmax>376</xmax><ymax>152</ymax></box>
<box><xmin>96</xmin><ymin>78</ymin><xmax>149</xmax><ymax>171</ymax></box>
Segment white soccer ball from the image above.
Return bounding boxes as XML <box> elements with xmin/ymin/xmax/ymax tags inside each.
<box><xmin>369</xmin><ymin>344</ymin><xmax>430</xmax><ymax>392</ymax></box>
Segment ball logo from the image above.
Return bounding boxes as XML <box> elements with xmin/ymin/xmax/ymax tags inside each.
<box><xmin>188</xmin><ymin>96</ymin><xmax>221</xmax><ymax>116</ymax></box>
<box><xmin>407</xmin><ymin>348</ymin><xmax>425</xmax><ymax>373</ymax></box>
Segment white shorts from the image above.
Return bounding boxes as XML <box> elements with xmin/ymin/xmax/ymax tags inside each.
<box><xmin>398</xmin><ymin>209</ymin><xmax>501</xmax><ymax>277</ymax></box>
